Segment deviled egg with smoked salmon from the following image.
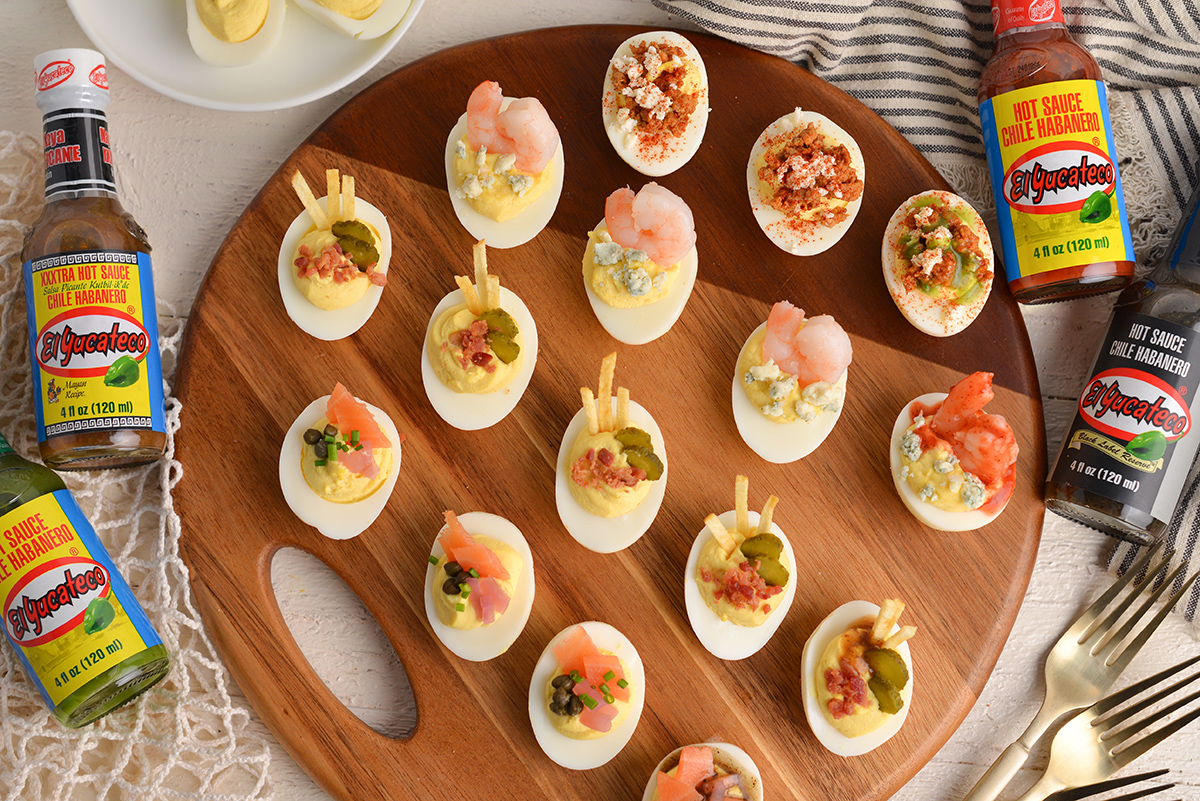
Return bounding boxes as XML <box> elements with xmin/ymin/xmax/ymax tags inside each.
<box><xmin>642</xmin><ymin>743</ymin><xmax>763</xmax><ymax>801</ymax></box>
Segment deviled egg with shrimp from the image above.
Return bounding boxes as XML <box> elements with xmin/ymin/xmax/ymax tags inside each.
<box><xmin>883</xmin><ymin>190</ymin><xmax>995</xmax><ymax>337</ymax></box>
<box><xmin>802</xmin><ymin>599</ymin><xmax>916</xmax><ymax>756</ymax></box>
<box><xmin>555</xmin><ymin>353</ymin><xmax>667</xmax><ymax>553</ymax></box>
<box><xmin>185</xmin><ymin>0</ymin><xmax>286</xmax><ymax>67</ymax></box>
<box><xmin>602</xmin><ymin>31</ymin><xmax>709</xmax><ymax>176</ymax></box>
<box><xmin>445</xmin><ymin>80</ymin><xmax>564</xmax><ymax>249</ymax></box>
<box><xmin>890</xmin><ymin>371</ymin><xmax>1018</xmax><ymax>531</ymax></box>
<box><xmin>422</xmin><ymin>240</ymin><xmax>538</xmax><ymax>431</ymax></box>
<box><xmin>278</xmin><ymin>382</ymin><xmax>402</xmax><ymax>540</ymax></box>
<box><xmin>528</xmin><ymin>621</ymin><xmax>645</xmax><ymax>770</ymax></box>
<box><xmin>685</xmin><ymin>475</ymin><xmax>797</xmax><ymax>661</ymax></box>
<box><xmin>747</xmin><ymin>107</ymin><xmax>864</xmax><ymax>256</ymax></box>
<box><xmin>642</xmin><ymin>743</ymin><xmax>763</xmax><ymax>801</ymax></box>
<box><xmin>292</xmin><ymin>0</ymin><xmax>413</xmax><ymax>39</ymax></box>
<box><xmin>733</xmin><ymin>301</ymin><xmax>851</xmax><ymax>463</ymax></box>
<box><xmin>582</xmin><ymin>184</ymin><xmax>698</xmax><ymax>345</ymax></box>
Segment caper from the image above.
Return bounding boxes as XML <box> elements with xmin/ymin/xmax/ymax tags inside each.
<box><xmin>551</xmin><ymin>674</ymin><xmax>574</xmax><ymax>690</ymax></box>
<box><xmin>614</xmin><ymin>427</ymin><xmax>653</xmax><ymax>451</ymax></box>
<box><xmin>314</xmin><ymin>440</ymin><xmax>328</xmax><ymax>459</ymax></box>
<box><xmin>444</xmin><ymin>560</ymin><xmax>463</xmax><ymax>577</ymax></box>
<box><xmin>864</xmin><ymin>648</ymin><xmax>909</xmax><ymax>691</ymax></box>
<box><xmin>752</xmin><ymin>555</ymin><xmax>790</xmax><ymax>587</ymax></box>
<box><xmin>303</xmin><ymin>428</ymin><xmax>322</xmax><ymax>445</ymax></box>
<box><xmin>623</xmin><ymin>446</ymin><xmax>663</xmax><ymax>481</ymax></box>
<box><xmin>331</xmin><ymin>219</ymin><xmax>375</xmax><ymax>243</ymax></box>
<box><xmin>740</xmin><ymin>532</ymin><xmax>783</xmax><ymax>561</ymax></box>
<box><xmin>552</xmin><ymin>686</ymin><xmax>572</xmax><ymax>708</ymax></box>
<box><xmin>868</xmin><ymin>674</ymin><xmax>905</xmax><ymax>715</ymax></box>
<box><xmin>479</xmin><ymin>308</ymin><xmax>519</xmax><ymax>339</ymax></box>
<box><xmin>324</xmin><ymin>424</ymin><xmax>338</xmax><ymax>438</ymax></box>
<box><xmin>549</xmin><ymin>701</ymin><xmax>567</xmax><ymax>716</ymax></box>
<box><xmin>485</xmin><ymin>331</ymin><xmax>521</xmax><ymax>364</ymax></box>
<box><xmin>441</xmin><ymin>577</ymin><xmax>463</xmax><ymax>595</ymax></box>
<box><xmin>567</xmin><ymin>694</ymin><xmax>583</xmax><ymax>716</ymax></box>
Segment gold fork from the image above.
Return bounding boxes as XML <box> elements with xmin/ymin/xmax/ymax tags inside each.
<box><xmin>1013</xmin><ymin>653</ymin><xmax>1200</xmax><ymax>800</ymax></box>
<box><xmin>1052</xmin><ymin>768</ymin><xmax>1176</xmax><ymax>800</ymax></box>
<box><xmin>964</xmin><ymin>542</ymin><xmax>1199</xmax><ymax>801</ymax></box>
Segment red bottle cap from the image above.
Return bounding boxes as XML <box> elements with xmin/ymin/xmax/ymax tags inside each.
<box><xmin>991</xmin><ymin>0</ymin><xmax>1066</xmax><ymax>35</ymax></box>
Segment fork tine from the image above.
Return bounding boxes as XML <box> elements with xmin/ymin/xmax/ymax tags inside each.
<box><xmin>1101</xmin><ymin>567</ymin><xmax>1199</xmax><ymax>673</ymax></box>
<box><xmin>1073</xmin><ymin>541</ymin><xmax>1165</xmax><ymax>643</ymax></box>
<box><xmin>1091</xmin><ymin>654</ymin><xmax>1200</xmax><ymax>717</ymax></box>
<box><xmin>1102</xmin><ymin>682</ymin><xmax>1200</xmax><ymax>749</ymax></box>
<box><xmin>1111</xmin><ymin>700</ymin><xmax>1200</xmax><ymax>767</ymax></box>
<box><xmin>1087</xmin><ymin>552</ymin><xmax>1174</xmax><ymax>657</ymax></box>
<box><xmin>1049</xmin><ymin>768</ymin><xmax>1170</xmax><ymax>800</ymax></box>
<box><xmin>1098</xmin><ymin>668</ymin><xmax>1200</xmax><ymax>737</ymax></box>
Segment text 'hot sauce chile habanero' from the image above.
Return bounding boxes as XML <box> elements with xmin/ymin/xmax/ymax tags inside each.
<box><xmin>21</xmin><ymin>49</ymin><xmax>166</xmax><ymax>470</ymax></box>
<box><xmin>978</xmin><ymin>0</ymin><xmax>1136</xmax><ymax>304</ymax></box>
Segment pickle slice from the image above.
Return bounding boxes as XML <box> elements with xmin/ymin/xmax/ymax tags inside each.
<box><xmin>623</xmin><ymin>445</ymin><xmax>663</xmax><ymax>481</ymax></box>
<box><xmin>740</xmin><ymin>532</ymin><xmax>783</xmax><ymax>561</ymax></box>
<box><xmin>332</xmin><ymin>219</ymin><xmax>375</xmax><ymax>243</ymax></box>
<box><xmin>864</xmin><ymin>647</ymin><xmax>909</xmax><ymax>691</ymax></box>
<box><xmin>337</xmin><ymin>234</ymin><xmax>380</xmax><ymax>268</ymax></box>
<box><xmin>615</xmin><ymin>427</ymin><xmax>653</xmax><ymax>451</ymax></box>
<box><xmin>480</xmin><ymin>308</ymin><xmax>519</xmax><ymax>339</ymax></box>
<box><xmin>485</xmin><ymin>331</ymin><xmax>521</xmax><ymax>364</ymax></box>
<box><xmin>751</xmin><ymin>554</ymin><xmax>789</xmax><ymax>587</ymax></box>
<box><xmin>868</xmin><ymin>674</ymin><xmax>905</xmax><ymax>715</ymax></box>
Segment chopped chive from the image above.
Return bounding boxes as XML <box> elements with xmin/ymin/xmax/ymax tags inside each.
<box><xmin>570</xmin><ymin>670</ymin><xmax>582</xmax><ymax>682</ymax></box>
<box><xmin>468</xmin><ymin>568</ymin><xmax>480</xmax><ymax>578</ymax></box>
<box><xmin>580</xmin><ymin>694</ymin><xmax>598</xmax><ymax>710</ymax></box>
<box><xmin>355</xmin><ymin>444</ymin><xmax>364</xmax><ymax>451</ymax></box>
<box><xmin>328</xmin><ymin>448</ymin><xmax>337</xmax><ymax>462</ymax></box>
<box><xmin>351</xmin><ymin>430</ymin><xmax>360</xmax><ymax>443</ymax></box>
<box><xmin>456</xmin><ymin>602</ymin><xmax>466</xmax><ymax>612</ymax></box>
<box><xmin>604</xmin><ymin>694</ymin><xmax>615</xmax><ymax>704</ymax></box>
<box><xmin>460</xmin><ymin>584</ymin><xmax>471</xmax><ymax>598</ymax></box>
<box><xmin>324</xmin><ymin>434</ymin><xmax>336</xmax><ymax>443</ymax></box>
<box><xmin>603</xmin><ymin>670</ymin><xmax>615</xmax><ymax>681</ymax></box>
<box><xmin>427</xmin><ymin>555</ymin><xmax>439</xmax><ymax>566</ymax></box>
<box><xmin>617</xmin><ymin>678</ymin><xmax>628</xmax><ymax>689</ymax></box>
<box><xmin>314</xmin><ymin>459</ymin><xmax>327</xmax><ymax>467</ymax></box>
<box><xmin>599</xmin><ymin>683</ymin><xmax>611</xmax><ymax>694</ymax></box>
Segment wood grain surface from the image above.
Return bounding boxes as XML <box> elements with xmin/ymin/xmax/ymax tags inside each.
<box><xmin>173</xmin><ymin>25</ymin><xmax>1046</xmax><ymax>801</ymax></box>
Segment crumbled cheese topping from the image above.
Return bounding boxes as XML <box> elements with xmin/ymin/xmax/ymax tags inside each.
<box><xmin>593</xmin><ymin>241</ymin><xmax>625</xmax><ymax>266</ymax></box>
<box><xmin>914</xmin><ymin>205</ymin><xmax>936</xmax><ymax>227</ymax></box>
<box><xmin>508</xmin><ymin>174</ymin><xmax>533</xmax><ymax>197</ymax></box>
<box><xmin>494</xmin><ymin>153</ymin><xmax>517</xmax><ymax>175</ymax></box>
<box><xmin>460</xmin><ymin>174</ymin><xmax>483</xmax><ymax>199</ymax></box>
<box><xmin>918</xmin><ymin>484</ymin><xmax>938</xmax><ymax>502</ymax></box>
<box><xmin>749</xmin><ymin>360</ymin><xmax>783</xmax><ymax>382</ymax></box>
<box><xmin>899</xmin><ymin>430</ymin><xmax>923</xmax><ymax>462</ymax></box>
<box><xmin>768</xmin><ymin>375</ymin><xmax>797</xmax><ymax>400</ymax></box>
<box><xmin>961</xmin><ymin>475</ymin><xmax>986</xmax><ymax>509</ymax></box>
<box><xmin>455</xmin><ymin>139</ymin><xmax>467</xmax><ymax>159</ymax></box>
<box><xmin>801</xmin><ymin>381</ymin><xmax>843</xmax><ymax>411</ymax></box>
<box><xmin>761</xmin><ymin>399</ymin><xmax>786</xmax><ymax>418</ymax></box>
<box><xmin>475</xmin><ymin>145</ymin><xmax>488</xmax><ymax>170</ymax></box>
<box><xmin>911</xmin><ymin>247</ymin><xmax>947</xmax><ymax>275</ymax></box>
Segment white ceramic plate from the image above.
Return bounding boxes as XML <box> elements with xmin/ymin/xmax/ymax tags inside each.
<box><xmin>66</xmin><ymin>0</ymin><xmax>424</xmax><ymax>111</ymax></box>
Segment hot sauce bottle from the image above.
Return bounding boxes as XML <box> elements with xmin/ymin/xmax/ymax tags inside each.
<box><xmin>20</xmin><ymin>49</ymin><xmax>166</xmax><ymax>470</ymax></box>
<box><xmin>1045</xmin><ymin>177</ymin><xmax>1200</xmax><ymax>545</ymax></box>
<box><xmin>978</xmin><ymin>0</ymin><xmax>1136</xmax><ymax>304</ymax></box>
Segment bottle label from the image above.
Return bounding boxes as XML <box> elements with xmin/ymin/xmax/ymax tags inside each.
<box><xmin>980</xmin><ymin>79</ymin><xmax>1135</xmax><ymax>284</ymax></box>
<box><xmin>42</xmin><ymin>108</ymin><xmax>115</xmax><ymax>196</ymax></box>
<box><xmin>1050</xmin><ymin>310</ymin><xmax>1200</xmax><ymax>521</ymax></box>
<box><xmin>0</xmin><ymin>490</ymin><xmax>163</xmax><ymax>707</ymax></box>
<box><xmin>22</xmin><ymin>249</ymin><xmax>166</xmax><ymax>443</ymax></box>
<box><xmin>991</xmin><ymin>0</ymin><xmax>1065</xmax><ymax>36</ymax></box>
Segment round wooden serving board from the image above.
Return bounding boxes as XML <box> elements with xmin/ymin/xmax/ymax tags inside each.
<box><xmin>174</xmin><ymin>26</ymin><xmax>1046</xmax><ymax>801</ymax></box>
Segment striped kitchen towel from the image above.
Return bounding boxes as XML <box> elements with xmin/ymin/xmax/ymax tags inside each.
<box><xmin>650</xmin><ymin>0</ymin><xmax>1200</xmax><ymax>621</ymax></box>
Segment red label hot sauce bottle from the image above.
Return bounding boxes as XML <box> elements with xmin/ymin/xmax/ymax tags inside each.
<box><xmin>978</xmin><ymin>0</ymin><xmax>1136</xmax><ymax>304</ymax></box>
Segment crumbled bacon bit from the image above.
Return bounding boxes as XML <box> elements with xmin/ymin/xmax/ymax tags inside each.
<box><xmin>825</xmin><ymin>657</ymin><xmax>871</xmax><ymax>718</ymax></box>
<box><xmin>708</xmin><ymin>558</ymin><xmax>783</xmax><ymax>610</ymax></box>
<box><xmin>294</xmin><ymin>240</ymin><xmax>385</xmax><ymax>287</ymax></box>
<box><xmin>448</xmin><ymin>317</ymin><xmax>496</xmax><ymax>373</ymax></box>
<box><xmin>570</xmin><ymin>447</ymin><xmax>646</xmax><ymax>490</ymax></box>
<box><xmin>757</xmin><ymin>123</ymin><xmax>862</xmax><ymax>228</ymax></box>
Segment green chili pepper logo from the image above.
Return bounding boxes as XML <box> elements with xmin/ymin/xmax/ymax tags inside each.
<box><xmin>1080</xmin><ymin>189</ymin><xmax>1113</xmax><ymax>224</ymax></box>
<box><xmin>103</xmin><ymin>355</ymin><xmax>140</xmax><ymax>388</ymax></box>
<box><xmin>82</xmin><ymin>597</ymin><xmax>115</xmax><ymax>634</ymax></box>
<box><xmin>1126</xmin><ymin>431</ymin><xmax>1167</xmax><ymax>461</ymax></box>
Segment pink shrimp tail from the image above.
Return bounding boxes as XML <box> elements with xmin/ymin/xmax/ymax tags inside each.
<box><xmin>603</xmin><ymin>183</ymin><xmax>696</xmax><ymax>267</ymax></box>
<box><xmin>465</xmin><ymin>81</ymin><xmax>559</xmax><ymax>173</ymax></box>
<box><xmin>932</xmin><ymin>371</ymin><xmax>995</xmax><ymax>436</ymax></box>
<box><xmin>933</xmin><ymin>372</ymin><xmax>1019</xmax><ymax>486</ymax></box>
<box><xmin>762</xmin><ymin>301</ymin><xmax>852</xmax><ymax>385</ymax></box>
<box><xmin>466</xmin><ymin>80</ymin><xmax>502</xmax><ymax>152</ymax></box>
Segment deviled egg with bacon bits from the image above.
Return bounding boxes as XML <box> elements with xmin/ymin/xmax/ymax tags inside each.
<box><xmin>445</xmin><ymin>80</ymin><xmax>564</xmax><ymax>249</ymax></box>
<box><xmin>890</xmin><ymin>371</ymin><xmax>1019</xmax><ymax>531</ymax></box>
<box><xmin>802</xmin><ymin>599</ymin><xmax>916</xmax><ymax>756</ymax></box>
<box><xmin>528</xmin><ymin>622</ymin><xmax>645</xmax><ymax>770</ymax></box>
<box><xmin>277</xmin><ymin>168</ymin><xmax>390</xmax><ymax>341</ymax></box>
<box><xmin>424</xmin><ymin>510</ymin><xmax>534</xmax><ymax>662</ymax></box>
<box><xmin>422</xmin><ymin>240</ymin><xmax>538</xmax><ymax>431</ymax></box>
<box><xmin>733</xmin><ymin>301</ymin><xmax>852</xmax><ymax>463</ymax></box>
<box><xmin>643</xmin><ymin>743</ymin><xmax>763</xmax><ymax>801</ymax></box>
<box><xmin>185</xmin><ymin>0</ymin><xmax>286</xmax><ymax>67</ymax></box>
<box><xmin>278</xmin><ymin>382</ymin><xmax>403</xmax><ymax>540</ymax></box>
<box><xmin>292</xmin><ymin>0</ymin><xmax>413</xmax><ymax>39</ymax></box>
<box><xmin>747</xmin><ymin>107</ymin><xmax>865</xmax><ymax>256</ymax></box>
<box><xmin>685</xmin><ymin>475</ymin><xmax>797</xmax><ymax>661</ymax></box>
<box><xmin>582</xmin><ymin>184</ymin><xmax>698</xmax><ymax>345</ymax></box>
<box><xmin>883</xmin><ymin>190</ymin><xmax>995</xmax><ymax>337</ymax></box>
<box><xmin>602</xmin><ymin>31</ymin><xmax>709</xmax><ymax>177</ymax></box>
<box><xmin>555</xmin><ymin>353</ymin><xmax>667</xmax><ymax>553</ymax></box>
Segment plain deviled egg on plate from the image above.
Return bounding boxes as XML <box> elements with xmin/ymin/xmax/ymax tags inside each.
<box><xmin>185</xmin><ymin>0</ymin><xmax>286</xmax><ymax>67</ymax></box>
<box><xmin>292</xmin><ymin>0</ymin><xmax>413</xmax><ymax>39</ymax></box>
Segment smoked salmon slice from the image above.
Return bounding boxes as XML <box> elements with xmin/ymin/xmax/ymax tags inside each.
<box><xmin>673</xmin><ymin>746</ymin><xmax>714</xmax><ymax>790</ymax></box>
<box><xmin>326</xmin><ymin>382</ymin><xmax>392</xmax><ymax>449</ymax></box>
<box><xmin>655</xmin><ymin>772</ymin><xmax>702</xmax><ymax>801</ymax></box>
<box><xmin>439</xmin><ymin>511</ymin><xmax>511</xmax><ymax>580</ymax></box>
<box><xmin>552</xmin><ymin>626</ymin><xmax>601</xmax><ymax>677</ymax></box>
<box><xmin>583</xmin><ymin>653</ymin><xmax>628</xmax><ymax>702</ymax></box>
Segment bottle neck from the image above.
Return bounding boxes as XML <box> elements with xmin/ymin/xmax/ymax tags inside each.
<box><xmin>42</xmin><ymin>107</ymin><xmax>117</xmax><ymax>200</ymax></box>
<box><xmin>991</xmin><ymin>0</ymin><xmax>1066</xmax><ymax>37</ymax></box>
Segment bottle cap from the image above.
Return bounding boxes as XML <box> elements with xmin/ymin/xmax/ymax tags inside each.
<box><xmin>33</xmin><ymin>49</ymin><xmax>110</xmax><ymax>114</ymax></box>
<box><xmin>991</xmin><ymin>0</ymin><xmax>1066</xmax><ymax>36</ymax></box>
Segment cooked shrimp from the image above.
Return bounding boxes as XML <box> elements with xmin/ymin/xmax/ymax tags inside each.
<box><xmin>603</xmin><ymin>183</ymin><xmax>696</xmax><ymax>267</ymax></box>
<box><xmin>465</xmin><ymin>80</ymin><xmax>560</xmax><ymax>174</ymax></box>
<box><xmin>762</xmin><ymin>300</ymin><xmax>852</xmax><ymax>386</ymax></box>
<box><xmin>931</xmin><ymin>372</ymin><xmax>1018</xmax><ymax>486</ymax></box>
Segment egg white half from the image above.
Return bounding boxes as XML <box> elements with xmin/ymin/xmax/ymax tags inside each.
<box><xmin>528</xmin><ymin>621</ymin><xmax>646</xmax><ymax>770</ymax></box>
<box><xmin>292</xmin><ymin>0</ymin><xmax>413</xmax><ymax>39</ymax></box>
<box><xmin>443</xmin><ymin>98</ymin><xmax>565</xmax><ymax>249</ymax></box>
<box><xmin>745</xmin><ymin>108</ymin><xmax>864</xmax><ymax>256</ymax></box>
<box><xmin>601</xmin><ymin>31</ymin><xmax>709</xmax><ymax>177</ymax></box>
<box><xmin>731</xmin><ymin>323</ymin><xmax>847</xmax><ymax>464</ymax></box>
<box><xmin>276</xmin><ymin>196</ymin><xmax>392</xmax><ymax>342</ymax></box>
<box><xmin>890</xmin><ymin>391</ymin><xmax>1007</xmax><ymax>531</ymax></box>
<box><xmin>583</xmin><ymin>220</ymin><xmax>698</xmax><ymax>345</ymax></box>
<box><xmin>185</xmin><ymin>0</ymin><xmax>286</xmax><ymax>67</ymax></box>
<box><xmin>554</xmin><ymin>399</ymin><xmax>668</xmax><ymax>554</ymax></box>
<box><xmin>641</xmin><ymin>742</ymin><xmax>764</xmax><ymax>801</ymax></box>
<box><xmin>882</xmin><ymin>191</ymin><xmax>994</xmax><ymax>338</ymax></box>
<box><xmin>278</xmin><ymin>394</ymin><xmax>402</xmax><ymax>540</ymax></box>
<box><xmin>422</xmin><ymin>511</ymin><xmax>535</xmax><ymax>662</ymax></box>
<box><xmin>801</xmin><ymin>600</ymin><xmax>914</xmax><ymax>757</ymax></box>
<box><xmin>420</xmin><ymin>286</ymin><xmax>539</xmax><ymax>431</ymax></box>
<box><xmin>683</xmin><ymin>510</ymin><xmax>797</xmax><ymax>661</ymax></box>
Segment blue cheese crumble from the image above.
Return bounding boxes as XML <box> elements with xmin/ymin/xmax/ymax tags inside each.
<box><xmin>960</xmin><ymin>475</ymin><xmax>986</xmax><ymax>509</ymax></box>
<box><xmin>899</xmin><ymin>430</ymin><xmax>923</xmax><ymax>462</ymax></box>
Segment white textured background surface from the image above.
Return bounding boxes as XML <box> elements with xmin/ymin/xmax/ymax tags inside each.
<box><xmin>1</xmin><ymin>1</ymin><xmax>1198</xmax><ymax>799</ymax></box>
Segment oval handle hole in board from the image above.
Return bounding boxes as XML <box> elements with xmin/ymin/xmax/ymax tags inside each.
<box><xmin>270</xmin><ymin>546</ymin><xmax>417</xmax><ymax>738</ymax></box>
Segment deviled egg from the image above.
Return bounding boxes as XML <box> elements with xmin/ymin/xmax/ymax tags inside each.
<box><xmin>601</xmin><ymin>31</ymin><xmax>709</xmax><ymax>176</ymax></box>
<box><xmin>424</xmin><ymin>510</ymin><xmax>535</xmax><ymax>662</ymax></box>
<box><xmin>747</xmin><ymin>107</ymin><xmax>864</xmax><ymax>256</ymax></box>
<box><xmin>882</xmin><ymin>190</ymin><xmax>994</xmax><ymax>337</ymax></box>
<box><xmin>278</xmin><ymin>383</ymin><xmax>402</xmax><ymax>540</ymax></box>
<box><xmin>292</xmin><ymin>0</ymin><xmax>414</xmax><ymax>39</ymax></box>
<box><xmin>555</xmin><ymin>353</ymin><xmax>667</xmax><ymax>553</ymax></box>
<box><xmin>528</xmin><ymin>621</ymin><xmax>645</xmax><ymax>770</ymax></box>
<box><xmin>642</xmin><ymin>743</ymin><xmax>763</xmax><ymax>801</ymax></box>
<box><xmin>445</xmin><ymin>80</ymin><xmax>564</xmax><ymax>249</ymax></box>
<box><xmin>185</xmin><ymin>0</ymin><xmax>286</xmax><ymax>67</ymax></box>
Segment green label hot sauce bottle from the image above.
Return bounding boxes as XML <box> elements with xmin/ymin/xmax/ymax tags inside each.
<box><xmin>0</xmin><ymin>431</ymin><xmax>170</xmax><ymax>726</ymax></box>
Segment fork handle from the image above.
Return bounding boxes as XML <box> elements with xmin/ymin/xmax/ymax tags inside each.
<box><xmin>962</xmin><ymin>741</ymin><xmax>1034</xmax><ymax>801</ymax></box>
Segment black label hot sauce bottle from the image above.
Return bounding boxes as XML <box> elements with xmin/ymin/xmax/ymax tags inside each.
<box><xmin>1046</xmin><ymin>178</ymin><xmax>1200</xmax><ymax>544</ymax></box>
<box><xmin>20</xmin><ymin>49</ymin><xmax>166</xmax><ymax>470</ymax></box>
